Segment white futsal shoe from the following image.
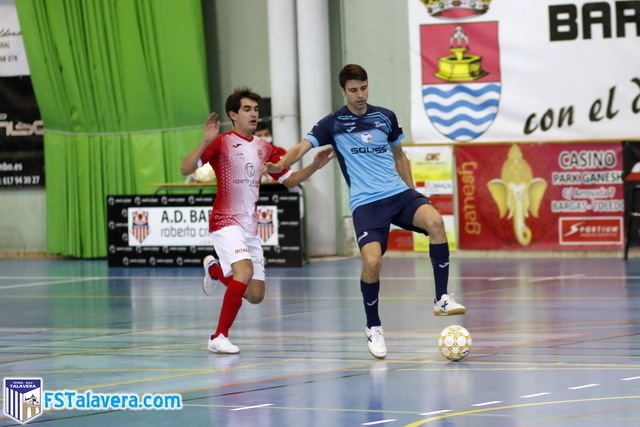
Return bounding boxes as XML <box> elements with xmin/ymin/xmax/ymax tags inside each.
<box><xmin>202</xmin><ymin>255</ymin><xmax>221</xmax><ymax>296</ymax></box>
<box><xmin>365</xmin><ymin>326</ymin><xmax>387</xmax><ymax>359</ymax></box>
<box><xmin>208</xmin><ymin>334</ymin><xmax>240</xmax><ymax>354</ymax></box>
<box><xmin>433</xmin><ymin>293</ymin><xmax>466</xmax><ymax>316</ymax></box>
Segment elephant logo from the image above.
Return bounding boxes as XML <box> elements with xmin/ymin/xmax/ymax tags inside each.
<box><xmin>487</xmin><ymin>145</ymin><xmax>547</xmax><ymax>246</ymax></box>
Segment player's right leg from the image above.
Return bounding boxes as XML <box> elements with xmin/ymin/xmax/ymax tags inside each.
<box><xmin>206</xmin><ymin>226</ymin><xmax>254</xmax><ymax>354</ymax></box>
<box><xmin>360</xmin><ymin>242</ymin><xmax>387</xmax><ymax>359</ymax></box>
<box><xmin>353</xmin><ymin>202</ymin><xmax>392</xmax><ymax>359</ymax></box>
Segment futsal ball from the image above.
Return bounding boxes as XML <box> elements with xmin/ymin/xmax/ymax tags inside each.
<box><xmin>438</xmin><ymin>325</ymin><xmax>472</xmax><ymax>361</ymax></box>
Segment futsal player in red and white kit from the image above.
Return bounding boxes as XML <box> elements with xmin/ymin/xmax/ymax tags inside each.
<box><xmin>181</xmin><ymin>88</ymin><xmax>333</xmax><ymax>354</ymax></box>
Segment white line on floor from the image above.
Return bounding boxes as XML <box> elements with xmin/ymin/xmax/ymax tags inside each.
<box><xmin>621</xmin><ymin>376</ymin><xmax>640</xmax><ymax>381</ymax></box>
<box><xmin>471</xmin><ymin>401</ymin><xmax>502</xmax><ymax>407</ymax></box>
<box><xmin>520</xmin><ymin>392</ymin><xmax>550</xmax><ymax>398</ymax></box>
<box><xmin>568</xmin><ymin>384</ymin><xmax>599</xmax><ymax>390</ymax></box>
<box><xmin>529</xmin><ymin>274</ymin><xmax>585</xmax><ymax>283</ymax></box>
<box><xmin>230</xmin><ymin>403</ymin><xmax>274</xmax><ymax>411</ymax></box>
<box><xmin>0</xmin><ymin>274</ymin><xmax>638</xmax><ymax>281</ymax></box>
<box><xmin>362</xmin><ymin>420</ymin><xmax>397</xmax><ymax>426</ymax></box>
<box><xmin>0</xmin><ymin>277</ymin><xmax>102</xmax><ymax>290</ymax></box>
<box><xmin>419</xmin><ymin>409</ymin><xmax>452</xmax><ymax>415</ymax></box>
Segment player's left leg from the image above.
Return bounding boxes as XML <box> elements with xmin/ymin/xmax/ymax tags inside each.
<box><xmin>410</xmin><ymin>204</ymin><xmax>465</xmax><ymax>316</ymax></box>
<box><xmin>243</xmin><ymin>233</ymin><xmax>267</xmax><ymax>304</ymax></box>
<box><xmin>392</xmin><ymin>191</ymin><xmax>465</xmax><ymax>316</ymax></box>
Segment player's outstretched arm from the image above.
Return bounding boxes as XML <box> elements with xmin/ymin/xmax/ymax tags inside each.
<box><xmin>180</xmin><ymin>113</ymin><xmax>220</xmax><ymax>176</ymax></box>
<box><xmin>264</xmin><ymin>139</ymin><xmax>314</xmax><ymax>174</ymax></box>
<box><xmin>283</xmin><ymin>147</ymin><xmax>335</xmax><ymax>188</ymax></box>
<box><xmin>391</xmin><ymin>144</ymin><xmax>415</xmax><ymax>189</ymax></box>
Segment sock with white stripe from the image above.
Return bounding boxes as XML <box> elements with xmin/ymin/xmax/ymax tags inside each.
<box><xmin>361</xmin><ymin>280</ymin><xmax>381</xmax><ymax>328</ymax></box>
<box><xmin>430</xmin><ymin>243</ymin><xmax>449</xmax><ymax>300</ymax></box>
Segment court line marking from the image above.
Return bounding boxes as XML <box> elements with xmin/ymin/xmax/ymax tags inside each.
<box><xmin>471</xmin><ymin>401</ymin><xmax>502</xmax><ymax>407</ymax></box>
<box><xmin>0</xmin><ymin>277</ymin><xmax>102</xmax><ymax>290</ymax></box>
<box><xmin>520</xmin><ymin>392</ymin><xmax>550</xmax><ymax>398</ymax></box>
<box><xmin>230</xmin><ymin>403</ymin><xmax>273</xmax><ymax>411</ymax></box>
<box><xmin>184</xmin><ymin>402</ymin><xmax>421</xmax><ymax>415</ymax></box>
<box><xmin>419</xmin><ymin>410</ymin><xmax>452</xmax><ymax>416</ymax></box>
<box><xmin>405</xmin><ymin>395</ymin><xmax>640</xmax><ymax>426</ymax></box>
<box><xmin>621</xmin><ymin>376</ymin><xmax>640</xmax><ymax>381</ymax></box>
<box><xmin>529</xmin><ymin>274</ymin><xmax>585</xmax><ymax>283</ymax></box>
<box><xmin>1</xmin><ymin>274</ymin><xmax>638</xmax><ymax>281</ymax></box>
<box><xmin>362</xmin><ymin>420</ymin><xmax>397</xmax><ymax>425</ymax></box>
<box><xmin>568</xmin><ymin>384</ymin><xmax>599</xmax><ymax>390</ymax></box>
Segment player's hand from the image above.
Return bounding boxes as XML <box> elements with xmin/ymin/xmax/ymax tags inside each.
<box><xmin>312</xmin><ymin>147</ymin><xmax>335</xmax><ymax>169</ymax></box>
<box><xmin>203</xmin><ymin>112</ymin><xmax>220</xmax><ymax>143</ymax></box>
<box><xmin>263</xmin><ymin>162</ymin><xmax>284</xmax><ymax>174</ymax></box>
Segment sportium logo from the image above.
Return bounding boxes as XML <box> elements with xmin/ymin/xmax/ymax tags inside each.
<box><xmin>559</xmin><ymin>217</ymin><xmax>623</xmax><ymax>245</ymax></box>
<box><xmin>3</xmin><ymin>378</ymin><xmax>43</xmax><ymax>424</ymax></box>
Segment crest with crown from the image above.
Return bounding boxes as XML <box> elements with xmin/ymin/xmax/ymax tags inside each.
<box><xmin>421</xmin><ymin>0</ymin><xmax>492</xmax><ymax>19</ymax></box>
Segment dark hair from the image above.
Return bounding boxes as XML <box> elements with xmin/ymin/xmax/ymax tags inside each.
<box><xmin>339</xmin><ymin>64</ymin><xmax>368</xmax><ymax>88</ymax></box>
<box><xmin>256</xmin><ymin>121</ymin><xmax>271</xmax><ymax>133</ymax></box>
<box><xmin>225</xmin><ymin>87</ymin><xmax>261</xmax><ymax>122</ymax></box>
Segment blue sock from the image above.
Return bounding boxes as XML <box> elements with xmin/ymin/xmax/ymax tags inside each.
<box><xmin>430</xmin><ymin>243</ymin><xmax>449</xmax><ymax>301</ymax></box>
<box><xmin>360</xmin><ymin>280</ymin><xmax>381</xmax><ymax>328</ymax></box>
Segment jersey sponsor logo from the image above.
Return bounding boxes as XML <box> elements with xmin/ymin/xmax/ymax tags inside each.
<box><xmin>244</xmin><ymin>163</ymin><xmax>256</xmax><ymax>177</ymax></box>
<box><xmin>350</xmin><ymin>146</ymin><xmax>388</xmax><ymax>155</ymax></box>
<box><xmin>232</xmin><ymin>143</ymin><xmax>242</xmax><ymax>148</ymax></box>
<box><xmin>346</xmin><ymin>126</ymin><xmax>356</xmax><ymax>132</ymax></box>
<box><xmin>360</xmin><ymin>131</ymin><xmax>373</xmax><ymax>143</ymax></box>
<box><xmin>234</xmin><ymin>248</ymin><xmax>249</xmax><ymax>254</ymax></box>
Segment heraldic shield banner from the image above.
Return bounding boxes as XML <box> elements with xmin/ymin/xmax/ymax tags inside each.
<box><xmin>420</xmin><ymin>21</ymin><xmax>501</xmax><ymax>142</ymax></box>
<box><xmin>410</xmin><ymin>0</ymin><xmax>640</xmax><ymax>142</ymax></box>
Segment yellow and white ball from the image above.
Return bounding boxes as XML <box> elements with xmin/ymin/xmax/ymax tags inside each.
<box><xmin>438</xmin><ymin>325</ymin><xmax>472</xmax><ymax>361</ymax></box>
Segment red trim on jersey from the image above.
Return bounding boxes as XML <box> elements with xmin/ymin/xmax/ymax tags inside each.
<box><xmin>267</xmin><ymin>145</ymin><xmax>291</xmax><ymax>181</ymax></box>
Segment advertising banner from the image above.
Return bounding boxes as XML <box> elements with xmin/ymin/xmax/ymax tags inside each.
<box><xmin>455</xmin><ymin>142</ymin><xmax>624</xmax><ymax>249</ymax></box>
<box><xmin>0</xmin><ymin>0</ymin><xmax>31</xmax><ymax>77</ymax></box>
<box><xmin>0</xmin><ymin>77</ymin><xmax>43</xmax><ymax>187</ymax></box>
<box><xmin>389</xmin><ymin>145</ymin><xmax>456</xmax><ymax>251</ymax></box>
<box><xmin>107</xmin><ymin>193</ymin><xmax>302</xmax><ymax>267</ymax></box>
<box><xmin>409</xmin><ymin>0</ymin><xmax>640</xmax><ymax>142</ymax></box>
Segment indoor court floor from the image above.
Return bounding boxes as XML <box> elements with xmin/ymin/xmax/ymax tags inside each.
<box><xmin>0</xmin><ymin>256</ymin><xmax>639</xmax><ymax>426</ymax></box>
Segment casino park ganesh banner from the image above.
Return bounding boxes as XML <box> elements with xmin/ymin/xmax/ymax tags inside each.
<box><xmin>409</xmin><ymin>0</ymin><xmax>640</xmax><ymax>142</ymax></box>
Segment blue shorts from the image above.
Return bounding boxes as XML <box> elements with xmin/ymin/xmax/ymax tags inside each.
<box><xmin>352</xmin><ymin>189</ymin><xmax>431</xmax><ymax>253</ymax></box>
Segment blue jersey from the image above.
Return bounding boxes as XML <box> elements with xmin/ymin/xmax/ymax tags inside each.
<box><xmin>306</xmin><ymin>105</ymin><xmax>408</xmax><ymax>212</ymax></box>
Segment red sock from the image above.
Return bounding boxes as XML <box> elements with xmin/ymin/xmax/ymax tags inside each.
<box><xmin>214</xmin><ymin>279</ymin><xmax>247</xmax><ymax>338</ymax></box>
<box><xmin>208</xmin><ymin>264</ymin><xmax>236</xmax><ymax>287</ymax></box>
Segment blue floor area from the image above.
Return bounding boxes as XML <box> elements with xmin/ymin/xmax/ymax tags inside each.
<box><xmin>0</xmin><ymin>257</ymin><xmax>639</xmax><ymax>426</ymax></box>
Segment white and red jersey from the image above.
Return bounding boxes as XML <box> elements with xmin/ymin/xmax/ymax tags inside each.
<box><xmin>198</xmin><ymin>131</ymin><xmax>292</xmax><ymax>233</ymax></box>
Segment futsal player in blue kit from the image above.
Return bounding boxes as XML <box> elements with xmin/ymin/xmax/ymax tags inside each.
<box><xmin>265</xmin><ymin>64</ymin><xmax>465</xmax><ymax>359</ymax></box>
